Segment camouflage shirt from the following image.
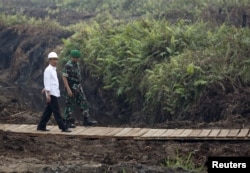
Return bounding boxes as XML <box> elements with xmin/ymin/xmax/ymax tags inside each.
<box><xmin>62</xmin><ymin>60</ymin><xmax>81</xmax><ymax>88</ymax></box>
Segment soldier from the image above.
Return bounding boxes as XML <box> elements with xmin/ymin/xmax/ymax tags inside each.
<box><xmin>62</xmin><ymin>49</ymin><xmax>97</xmax><ymax>128</ymax></box>
<box><xmin>37</xmin><ymin>52</ymin><xmax>71</xmax><ymax>132</ymax></box>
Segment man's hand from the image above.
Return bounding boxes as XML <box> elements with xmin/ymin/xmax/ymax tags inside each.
<box><xmin>62</xmin><ymin>76</ymin><xmax>73</xmax><ymax>97</ymax></box>
<box><xmin>43</xmin><ymin>89</ymin><xmax>51</xmax><ymax>103</ymax></box>
<box><xmin>41</xmin><ymin>88</ymin><xmax>45</xmax><ymax>94</ymax></box>
<box><xmin>46</xmin><ymin>95</ymin><xmax>51</xmax><ymax>103</ymax></box>
<box><xmin>67</xmin><ymin>88</ymin><xmax>73</xmax><ymax>97</ymax></box>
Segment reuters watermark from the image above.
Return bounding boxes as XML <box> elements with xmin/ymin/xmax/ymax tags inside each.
<box><xmin>207</xmin><ymin>157</ymin><xmax>250</xmax><ymax>172</ymax></box>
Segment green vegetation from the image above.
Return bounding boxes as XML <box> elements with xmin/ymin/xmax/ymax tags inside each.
<box><xmin>61</xmin><ymin>19</ymin><xmax>249</xmax><ymax>121</ymax></box>
<box><xmin>0</xmin><ymin>13</ymin><xmax>62</xmax><ymax>28</ymax></box>
<box><xmin>162</xmin><ymin>149</ymin><xmax>205</xmax><ymax>172</ymax></box>
<box><xmin>0</xmin><ymin>0</ymin><xmax>249</xmax><ymax>122</ymax></box>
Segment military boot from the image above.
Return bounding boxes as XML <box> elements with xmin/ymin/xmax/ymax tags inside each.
<box><xmin>68</xmin><ymin>118</ymin><xmax>76</xmax><ymax>128</ymax></box>
<box><xmin>61</xmin><ymin>127</ymin><xmax>71</xmax><ymax>132</ymax></box>
<box><xmin>61</xmin><ymin>119</ymin><xmax>71</xmax><ymax>132</ymax></box>
<box><xmin>63</xmin><ymin>118</ymin><xmax>75</xmax><ymax>129</ymax></box>
<box><xmin>83</xmin><ymin>116</ymin><xmax>98</xmax><ymax>126</ymax></box>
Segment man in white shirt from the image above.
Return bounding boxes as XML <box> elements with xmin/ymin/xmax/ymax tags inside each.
<box><xmin>37</xmin><ymin>52</ymin><xmax>71</xmax><ymax>132</ymax></box>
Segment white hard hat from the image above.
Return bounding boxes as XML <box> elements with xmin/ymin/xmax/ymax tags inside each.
<box><xmin>48</xmin><ymin>52</ymin><xmax>58</xmax><ymax>59</ymax></box>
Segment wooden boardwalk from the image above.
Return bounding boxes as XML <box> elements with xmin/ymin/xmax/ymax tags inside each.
<box><xmin>0</xmin><ymin>124</ymin><xmax>249</xmax><ymax>140</ymax></box>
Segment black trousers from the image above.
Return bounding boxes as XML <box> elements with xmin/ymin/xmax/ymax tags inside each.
<box><xmin>37</xmin><ymin>95</ymin><xmax>65</xmax><ymax>130</ymax></box>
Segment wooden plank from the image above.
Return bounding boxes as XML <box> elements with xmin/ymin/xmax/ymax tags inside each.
<box><xmin>23</xmin><ymin>125</ymin><xmax>50</xmax><ymax>134</ymax></box>
<box><xmin>120</xmin><ymin>128</ymin><xmax>143</xmax><ymax>137</ymax></box>
<box><xmin>141</xmin><ymin>129</ymin><xmax>160</xmax><ymax>137</ymax></box>
<box><xmin>74</xmin><ymin>127</ymin><xmax>97</xmax><ymax>135</ymax></box>
<box><xmin>11</xmin><ymin>124</ymin><xmax>29</xmax><ymax>131</ymax></box>
<box><xmin>75</xmin><ymin>127</ymin><xmax>96</xmax><ymax>135</ymax></box>
<box><xmin>26</xmin><ymin>125</ymin><xmax>77</xmax><ymax>135</ymax></box>
<box><xmin>132</xmin><ymin>128</ymin><xmax>151</xmax><ymax>137</ymax></box>
<box><xmin>0</xmin><ymin>124</ymin><xmax>249</xmax><ymax>140</ymax></box>
<box><xmin>24</xmin><ymin>124</ymin><xmax>52</xmax><ymax>133</ymax></box>
<box><xmin>151</xmin><ymin>129</ymin><xmax>167</xmax><ymax>136</ymax></box>
<box><xmin>189</xmin><ymin>129</ymin><xmax>202</xmax><ymax>137</ymax></box>
<box><xmin>217</xmin><ymin>129</ymin><xmax>230</xmax><ymax>137</ymax></box>
<box><xmin>86</xmin><ymin>127</ymin><xmax>111</xmax><ymax>136</ymax></box>
<box><xmin>90</xmin><ymin>127</ymin><xmax>118</xmax><ymax>138</ymax></box>
<box><xmin>48</xmin><ymin>125</ymin><xmax>67</xmax><ymax>135</ymax></box>
<box><xmin>179</xmin><ymin>129</ymin><xmax>193</xmax><ymax>137</ymax></box>
<box><xmin>170</xmin><ymin>129</ymin><xmax>185</xmax><ymax>137</ymax></box>
<box><xmin>102</xmin><ymin>128</ymin><xmax>124</xmax><ymax>136</ymax></box>
<box><xmin>18</xmin><ymin>125</ymin><xmax>38</xmax><ymax>133</ymax></box>
<box><xmin>0</xmin><ymin>124</ymin><xmax>19</xmax><ymax>131</ymax></box>
<box><xmin>47</xmin><ymin>125</ymin><xmax>59</xmax><ymax>131</ymax></box>
<box><xmin>93</xmin><ymin>127</ymin><xmax>118</xmax><ymax>136</ymax></box>
<box><xmin>114</xmin><ymin>128</ymin><xmax>133</xmax><ymax>137</ymax></box>
<box><xmin>139</xmin><ymin>129</ymin><xmax>174</xmax><ymax>140</ymax></box>
<box><xmin>160</xmin><ymin>129</ymin><xmax>175</xmax><ymax>137</ymax></box>
<box><xmin>237</xmin><ymin>129</ymin><xmax>249</xmax><ymax>138</ymax></box>
<box><xmin>141</xmin><ymin>129</ymin><xmax>167</xmax><ymax>138</ymax></box>
<box><xmin>0</xmin><ymin>124</ymin><xmax>15</xmax><ymax>131</ymax></box>
<box><xmin>198</xmin><ymin>129</ymin><xmax>211</xmax><ymax>137</ymax></box>
<box><xmin>0</xmin><ymin>124</ymin><xmax>9</xmax><ymax>130</ymax></box>
<box><xmin>208</xmin><ymin>129</ymin><xmax>221</xmax><ymax>137</ymax></box>
<box><xmin>227</xmin><ymin>129</ymin><xmax>240</xmax><ymax>137</ymax></box>
<box><xmin>25</xmin><ymin>125</ymin><xmax>41</xmax><ymax>133</ymax></box>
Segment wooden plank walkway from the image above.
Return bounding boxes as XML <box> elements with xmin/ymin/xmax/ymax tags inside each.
<box><xmin>0</xmin><ymin>124</ymin><xmax>249</xmax><ymax>140</ymax></box>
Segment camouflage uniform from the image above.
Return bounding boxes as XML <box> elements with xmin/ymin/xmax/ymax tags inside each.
<box><xmin>62</xmin><ymin>60</ymin><xmax>94</xmax><ymax>126</ymax></box>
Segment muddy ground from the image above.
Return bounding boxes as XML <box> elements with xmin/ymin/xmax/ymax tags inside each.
<box><xmin>0</xmin><ymin>0</ymin><xmax>250</xmax><ymax>172</ymax></box>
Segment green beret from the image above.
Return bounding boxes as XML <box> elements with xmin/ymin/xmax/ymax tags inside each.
<box><xmin>70</xmin><ymin>50</ymin><xmax>81</xmax><ymax>58</ymax></box>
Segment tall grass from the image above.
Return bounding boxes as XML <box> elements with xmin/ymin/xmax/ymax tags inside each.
<box><xmin>0</xmin><ymin>13</ymin><xmax>65</xmax><ymax>32</ymax></box>
<box><xmin>1</xmin><ymin>0</ymin><xmax>249</xmax><ymax>122</ymax></box>
<box><xmin>61</xmin><ymin>18</ymin><xmax>249</xmax><ymax>121</ymax></box>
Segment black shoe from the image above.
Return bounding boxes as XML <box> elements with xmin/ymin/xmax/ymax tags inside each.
<box><xmin>61</xmin><ymin>128</ymin><xmax>71</xmax><ymax>132</ymax></box>
<box><xmin>37</xmin><ymin>128</ymin><xmax>50</xmax><ymax>131</ymax></box>
<box><xmin>83</xmin><ymin>117</ymin><xmax>98</xmax><ymax>126</ymax></box>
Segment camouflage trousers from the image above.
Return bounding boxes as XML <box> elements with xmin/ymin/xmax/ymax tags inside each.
<box><xmin>63</xmin><ymin>90</ymin><xmax>89</xmax><ymax>120</ymax></box>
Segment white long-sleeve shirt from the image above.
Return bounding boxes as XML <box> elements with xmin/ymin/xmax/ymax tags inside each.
<box><xmin>43</xmin><ymin>64</ymin><xmax>60</xmax><ymax>97</ymax></box>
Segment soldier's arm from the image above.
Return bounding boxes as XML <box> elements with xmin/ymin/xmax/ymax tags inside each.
<box><xmin>62</xmin><ymin>75</ymin><xmax>70</xmax><ymax>90</ymax></box>
<box><xmin>62</xmin><ymin>75</ymin><xmax>73</xmax><ymax>97</ymax></box>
